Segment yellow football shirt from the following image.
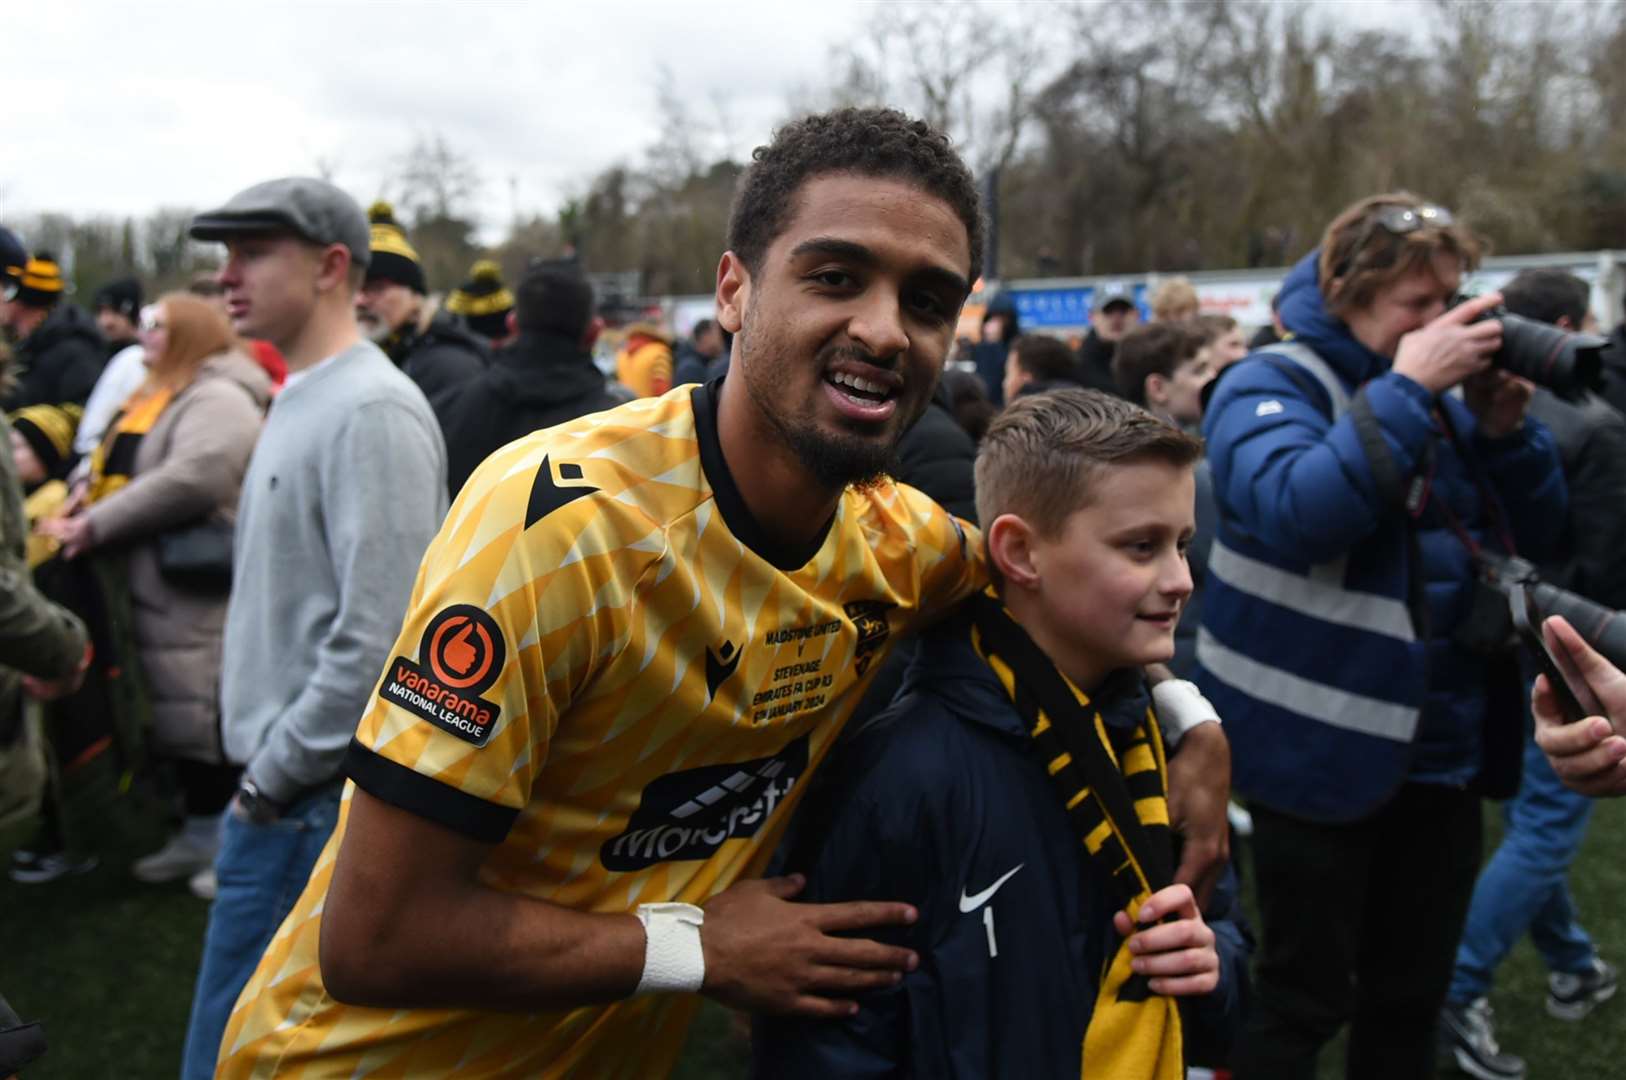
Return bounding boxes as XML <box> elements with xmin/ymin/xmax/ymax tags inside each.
<box><xmin>218</xmin><ymin>381</ymin><xmax>982</xmax><ymax>1078</ymax></box>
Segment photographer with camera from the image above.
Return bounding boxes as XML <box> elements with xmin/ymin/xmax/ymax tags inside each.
<box><xmin>1438</xmin><ymin>269</ymin><xmax>1624</xmax><ymax>1079</ymax></box>
<box><xmin>1196</xmin><ymin>192</ymin><xmax>1567</xmax><ymax>1080</ymax></box>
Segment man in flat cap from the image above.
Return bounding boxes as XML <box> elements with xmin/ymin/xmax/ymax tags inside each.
<box><xmin>177</xmin><ymin>176</ymin><xmax>448</xmax><ymax>1079</ymax></box>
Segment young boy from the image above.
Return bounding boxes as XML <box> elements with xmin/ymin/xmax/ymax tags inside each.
<box><xmin>753</xmin><ymin>389</ymin><xmax>1246</xmax><ymax>1078</ymax></box>
<box><xmin>1112</xmin><ymin>322</ymin><xmax>1213</xmax><ymax>429</ymax></box>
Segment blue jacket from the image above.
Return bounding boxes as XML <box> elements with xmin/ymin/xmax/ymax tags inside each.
<box><xmin>751</xmin><ymin>617</ymin><xmax>1250</xmax><ymax>1078</ymax></box>
<box><xmin>1195</xmin><ymin>251</ymin><xmax>1567</xmax><ymax>822</ymax></box>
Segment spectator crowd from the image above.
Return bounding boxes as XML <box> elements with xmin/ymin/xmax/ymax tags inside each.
<box><xmin>1</xmin><ymin>105</ymin><xmax>1624</xmax><ymax>1080</ymax></box>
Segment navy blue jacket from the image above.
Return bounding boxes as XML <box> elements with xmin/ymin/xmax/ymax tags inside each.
<box><xmin>752</xmin><ymin>618</ymin><xmax>1250</xmax><ymax>1078</ymax></box>
<box><xmin>1196</xmin><ymin>251</ymin><xmax>1566</xmax><ymax>821</ymax></box>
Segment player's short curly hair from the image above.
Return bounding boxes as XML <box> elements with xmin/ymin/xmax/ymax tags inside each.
<box><xmin>727</xmin><ymin>107</ymin><xmax>984</xmax><ymax>284</ymax></box>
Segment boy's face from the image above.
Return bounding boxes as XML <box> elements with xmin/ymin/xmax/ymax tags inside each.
<box><xmin>10</xmin><ymin>430</ymin><xmax>45</xmax><ymax>487</ymax></box>
<box><xmin>1151</xmin><ymin>354</ymin><xmax>1215</xmax><ymax>426</ymax></box>
<box><xmin>1024</xmin><ymin>459</ymin><xmax>1195</xmax><ymax>690</ymax></box>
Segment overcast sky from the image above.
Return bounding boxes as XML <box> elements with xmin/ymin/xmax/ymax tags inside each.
<box><xmin>6</xmin><ymin>0</ymin><xmax>1408</xmax><ymax>239</ymax></box>
<box><xmin>4</xmin><ymin>0</ymin><xmax>878</xmax><ymax>233</ymax></box>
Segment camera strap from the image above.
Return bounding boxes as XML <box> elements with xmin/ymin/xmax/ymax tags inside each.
<box><xmin>1417</xmin><ymin>406</ymin><xmax>1519</xmax><ymax>564</ymax></box>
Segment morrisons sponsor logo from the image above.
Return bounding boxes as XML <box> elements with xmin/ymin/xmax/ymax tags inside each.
<box><xmin>601</xmin><ymin>735</ymin><xmax>810</xmax><ymax>871</ymax></box>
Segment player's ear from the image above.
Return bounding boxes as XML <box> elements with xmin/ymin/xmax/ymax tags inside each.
<box><xmin>716</xmin><ymin>252</ymin><xmax>749</xmax><ymax>335</ymax></box>
<box><xmin>987</xmin><ymin>513</ymin><xmax>1041</xmax><ymax>591</ymax></box>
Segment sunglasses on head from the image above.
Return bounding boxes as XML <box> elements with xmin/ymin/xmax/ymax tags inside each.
<box><xmin>1372</xmin><ymin>204</ymin><xmax>1455</xmax><ymax>234</ymax></box>
<box><xmin>1336</xmin><ymin>203</ymin><xmax>1456</xmax><ymax>278</ymax></box>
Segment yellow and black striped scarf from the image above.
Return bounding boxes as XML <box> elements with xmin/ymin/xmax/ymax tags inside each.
<box><xmin>969</xmin><ymin>588</ymin><xmax>1183</xmax><ymax>1080</ymax></box>
<box><xmin>87</xmin><ymin>387</ymin><xmax>172</xmax><ymax>506</ymax></box>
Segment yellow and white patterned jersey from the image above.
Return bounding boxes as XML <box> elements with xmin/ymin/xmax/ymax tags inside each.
<box><xmin>218</xmin><ymin>381</ymin><xmax>982</xmax><ymax>1078</ymax></box>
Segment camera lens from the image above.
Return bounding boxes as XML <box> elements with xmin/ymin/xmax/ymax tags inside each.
<box><xmin>1494</xmin><ymin>311</ymin><xmax>1605</xmax><ymax>400</ymax></box>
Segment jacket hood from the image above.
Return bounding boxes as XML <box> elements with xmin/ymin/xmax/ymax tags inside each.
<box><xmin>899</xmin><ymin>610</ymin><xmax>1151</xmax><ymax>741</ymax></box>
<box><xmin>488</xmin><ymin>330</ymin><xmax>606</xmax><ymax>406</ymax></box>
<box><xmin>195</xmin><ymin>349</ymin><xmax>273</xmax><ymax>410</ymax></box>
<box><xmin>420</xmin><ymin>309</ymin><xmax>491</xmax><ymax>355</ymax></box>
<box><xmin>1274</xmin><ymin>249</ymin><xmax>1390</xmax><ymax>386</ymax></box>
<box><xmin>20</xmin><ymin>303</ymin><xmax>102</xmax><ymax>357</ymax></box>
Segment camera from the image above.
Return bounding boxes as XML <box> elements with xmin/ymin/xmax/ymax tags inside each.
<box><xmin>1455</xmin><ymin>298</ymin><xmax>1606</xmax><ymax>401</ymax></box>
<box><xmin>1476</xmin><ymin>554</ymin><xmax>1626</xmax><ymax>670</ymax></box>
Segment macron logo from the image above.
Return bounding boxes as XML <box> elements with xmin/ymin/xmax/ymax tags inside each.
<box><xmin>1256</xmin><ymin>400</ymin><xmax>1285</xmax><ymax>417</ymax></box>
<box><xmin>958</xmin><ymin>863</ymin><xmax>1025</xmax><ymax>914</ymax></box>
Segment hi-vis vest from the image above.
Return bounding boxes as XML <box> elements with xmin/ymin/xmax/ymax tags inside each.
<box><xmin>1195</xmin><ymin>342</ymin><xmax>1429</xmax><ymax>823</ymax></box>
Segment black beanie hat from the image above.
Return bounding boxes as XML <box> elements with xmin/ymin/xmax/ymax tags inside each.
<box><xmin>365</xmin><ymin>201</ymin><xmax>427</xmax><ymax>294</ymax></box>
<box><xmin>445</xmin><ymin>259</ymin><xmax>515</xmax><ymax>340</ymax></box>
<box><xmin>13</xmin><ymin>252</ymin><xmax>66</xmax><ymax>308</ymax></box>
<box><xmin>93</xmin><ymin>277</ymin><xmax>143</xmax><ymax>323</ymax></box>
<box><xmin>11</xmin><ymin>403</ymin><xmax>83</xmax><ymax>480</ymax></box>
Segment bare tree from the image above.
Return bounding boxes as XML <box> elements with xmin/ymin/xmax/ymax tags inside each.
<box><xmin>393</xmin><ymin>131</ymin><xmax>482</xmax><ymax>225</ymax></box>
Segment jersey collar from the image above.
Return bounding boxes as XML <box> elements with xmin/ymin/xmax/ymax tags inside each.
<box><xmin>691</xmin><ymin>377</ymin><xmax>838</xmax><ymax>572</ymax></box>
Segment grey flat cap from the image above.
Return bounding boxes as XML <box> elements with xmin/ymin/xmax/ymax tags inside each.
<box><xmin>189</xmin><ymin>177</ymin><xmax>370</xmax><ymax>267</ymax></box>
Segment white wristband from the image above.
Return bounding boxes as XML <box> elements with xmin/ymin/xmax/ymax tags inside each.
<box><xmin>1152</xmin><ymin>679</ymin><xmax>1221</xmax><ymax>750</ymax></box>
<box><xmin>634</xmin><ymin>902</ymin><xmax>706</xmax><ymax>995</ymax></box>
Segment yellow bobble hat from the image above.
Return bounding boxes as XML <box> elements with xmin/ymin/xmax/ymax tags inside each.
<box><xmin>14</xmin><ymin>252</ymin><xmax>67</xmax><ymax>307</ymax></box>
<box><xmin>11</xmin><ymin>402</ymin><xmax>83</xmax><ymax>478</ymax></box>
<box><xmin>445</xmin><ymin>259</ymin><xmax>515</xmax><ymax>339</ymax></box>
<box><xmin>365</xmin><ymin>201</ymin><xmax>426</xmax><ymax>294</ymax></box>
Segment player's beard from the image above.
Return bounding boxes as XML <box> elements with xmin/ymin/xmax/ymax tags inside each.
<box><xmin>737</xmin><ymin>308</ymin><xmax>916</xmax><ymax>494</ymax></box>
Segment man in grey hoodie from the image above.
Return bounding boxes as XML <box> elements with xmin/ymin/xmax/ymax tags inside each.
<box><xmin>178</xmin><ymin>178</ymin><xmax>447</xmax><ymax>1080</ymax></box>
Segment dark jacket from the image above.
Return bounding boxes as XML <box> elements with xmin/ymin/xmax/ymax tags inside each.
<box><xmin>968</xmin><ymin>340</ymin><xmax>1010</xmax><ymax>405</ymax></box>
<box><xmin>439</xmin><ymin>330</ymin><xmax>620</xmax><ymax>498</ymax></box>
<box><xmin>1526</xmin><ymin>388</ymin><xmax>1626</xmax><ymax>610</ymax></box>
<box><xmin>5</xmin><ymin>304</ymin><xmax>106</xmax><ymax>411</ymax></box>
<box><xmin>391</xmin><ymin>310</ymin><xmax>489</xmax><ymax>425</ymax></box>
<box><xmin>1076</xmin><ymin>329</ymin><xmax>1120</xmax><ymax>396</ymax></box>
<box><xmin>753</xmin><ymin>618</ymin><xmax>1250</xmax><ymax>1078</ymax></box>
<box><xmin>1170</xmin><ymin>458</ymin><xmax>1216</xmax><ymax>678</ymax></box>
<box><xmin>1196</xmin><ymin>251</ymin><xmax>1566</xmax><ymax>822</ymax></box>
<box><xmin>672</xmin><ymin>341</ymin><xmax>714</xmax><ymax>387</ymax></box>
<box><xmin>894</xmin><ymin>398</ymin><xmax>977</xmax><ymax>523</ymax></box>
<box><xmin>1599</xmin><ymin>322</ymin><xmax>1626</xmax><ymax>418</ymax></box>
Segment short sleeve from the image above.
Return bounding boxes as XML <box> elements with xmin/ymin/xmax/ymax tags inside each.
<box><xmin>898</xmin><ymin>485</ymin><xmax>985</xmax><ymax>626</ymax></box>
<box><xmin>344</xmin><ymin>443</ymin><xmax>636</xmax><ymax>842</ymax></box>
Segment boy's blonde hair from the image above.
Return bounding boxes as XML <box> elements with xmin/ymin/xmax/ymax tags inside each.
<box><xmin>975</xmin><ymin>389</ymin><xmax>1203</xmax><ymax>546</ymax></box>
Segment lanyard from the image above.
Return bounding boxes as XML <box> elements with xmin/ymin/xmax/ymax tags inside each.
<box><xmin>1406</xmin><ymin>406</ymin><xmax>1518</xmax><ymax>561</ymax></box>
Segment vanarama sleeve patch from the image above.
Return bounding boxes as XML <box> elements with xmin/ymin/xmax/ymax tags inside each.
<box><xmin>378</xmin><ymin>604</ymin><xmax>507</xmax><ymax>745</ymax></box>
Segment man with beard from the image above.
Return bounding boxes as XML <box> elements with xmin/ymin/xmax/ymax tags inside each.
<box><xmin>215</xmin><ymin>105</ymin><xmax>990</xmax><ymax>1078</ymax></box>
<box><xmin>355</xmin><ymin>201</ymin><xmax>488</xmax><ymax>428</ymax></box>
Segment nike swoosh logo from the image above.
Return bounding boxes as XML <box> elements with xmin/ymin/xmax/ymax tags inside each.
<box><xmin>958</xmin><ymin>863</ymin><xmax>1024</xmax><ymax>913</ymax></box>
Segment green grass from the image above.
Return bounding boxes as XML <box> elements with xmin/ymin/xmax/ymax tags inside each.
<box><xmin>4</xmin><ymin>765</ymin><xmax>1623</xmax><ymax>1078</ymax></box>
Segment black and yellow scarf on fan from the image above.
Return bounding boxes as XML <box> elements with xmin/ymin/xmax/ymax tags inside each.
<box><xmin>87</xmin><ymin>387</ymin><xmax>172</xmax><ymax>506</ymax></box>
<box><xmin>968</xmin><ymin>588</ymin><xmax>1183</xmax><ymax>1080</ymax></box>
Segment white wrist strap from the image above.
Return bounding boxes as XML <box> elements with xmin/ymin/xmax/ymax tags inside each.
<box><xmin>1152</xmin><ymin>679</ymin><xmax>1221</xmax><ymax>750</ymax></box>
<box><xmin>634</xmin><ymin>902</ymin><xmax>706</xmax><ymax>995</ymax></box>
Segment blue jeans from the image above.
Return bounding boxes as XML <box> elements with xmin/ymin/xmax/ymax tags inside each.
<box><xmin>179</xmin><ymin>784</ymin><xmax>341</xmax><ymax>1079</ymax></box>
<box><xmin>1448</xmin><ymin>731</ymin><xmax>1598</xmax><ymax>1005</ymax></box>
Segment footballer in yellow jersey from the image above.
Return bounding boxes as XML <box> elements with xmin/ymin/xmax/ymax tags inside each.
<box><xmin>217</xmin><ymin>379</ymin><xmax>982</xmax><ymax>1076</ymax></box>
